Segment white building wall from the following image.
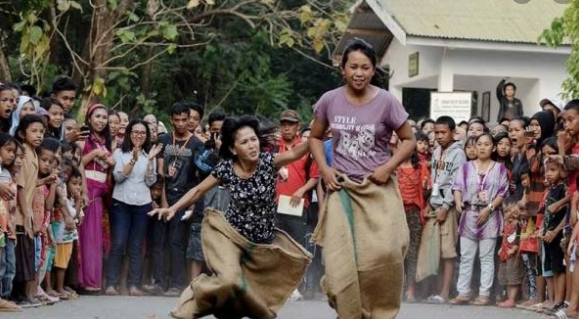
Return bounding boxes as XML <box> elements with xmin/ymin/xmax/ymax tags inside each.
<box><xmin>381</xmin><ymin>39</ymin><xmax>569</xmax><ymax>122</ymax></box>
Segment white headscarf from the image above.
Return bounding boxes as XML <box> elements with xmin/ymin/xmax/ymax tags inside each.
<box><xmin>10</xmin><ymin>96</ymin><xmax>36</xmax><ymax>136</ymax></box>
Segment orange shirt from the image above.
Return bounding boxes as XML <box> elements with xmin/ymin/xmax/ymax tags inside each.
<box><xmin>397</xmin><ymin>162</ymin><xmax>431</xmax><ymax>212</ymax></box>
<box><xmin>275</xmin><ymin>137</ymin><xmax>320</xmax><ymax>208</ymax></box>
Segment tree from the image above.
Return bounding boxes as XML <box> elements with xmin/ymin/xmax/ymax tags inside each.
<box><xmin>539</xmin><ymin>0</ymin><xmax>579</xmax><ymax>99</ymax></box>
<box><xmin>5</xmin><ymin>0</ymin><xmax>352</xmax><ymax>119</ymax></box>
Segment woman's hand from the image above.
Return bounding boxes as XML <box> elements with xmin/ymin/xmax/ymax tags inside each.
<box><xmin>544</xmin><ymin>230</ymin><xmax>557</xmax><ymax>243</ymax></box>
<box><xmin>369</xmin><ymin>165</ymin><xmax>393</xmax><ymax>186</ymax></box>
<box><xmin>477</xmin><ymin>208</ymin><xmax>491</xmax><ymax>225</ymax></box>
<box><xmin>148</xmin><ymin>144</ymin><xmax>164</xmax><ymax>161</ymax></box>
<box><xmin>455</xmin><ymin>203</ymin><xmax>463</xmax><ymax>214</ymax></box>
<box><xmin>132</xmin><ymin>147</ymin><xmax>140</xmax><ymax>162</ymax></box>
<box><xmin>568</xmin><ymin>240</ymin><xmax>575</xmax><ymax>257</ymax></box>
<box><xmin>149</xmin><ymin>207</ymin><xmax>177</xmax><ymax>221</ymax></box>
<box><xmin>321</xmin><ymin>167</ymin><xmax>341</xmax><ymax>191</ymax></box>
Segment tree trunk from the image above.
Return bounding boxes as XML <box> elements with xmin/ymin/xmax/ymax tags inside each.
<box><xmin>140</xmin><ymin>47</ymin><xmax>154</xmax><ymax>98</ymax></box>
<box><xmin>0</xmin><ymin>39</ymin><xmax>12</xmax><ymax>83</ymax></box>
<box><xmin>77</xmin><ymin>0</ymin><xmax>134</xmax><ymax>118</ymax></box>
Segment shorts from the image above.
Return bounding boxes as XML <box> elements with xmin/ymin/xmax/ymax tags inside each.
<box><xmin>34</xmin><ymin>235</ymin><xmax>42</xmax><ymax>271</ymax></box>
<box><xmin>522</xmin><ymin>252</ymin><xmax>541</xmax><ymax>277</ymax></box>
<box><xmin>186</xmin><ymin>223</ymin><xmax>205</xmax><ymax>262</ymax></box>
<box><xmin>544</xmin><ymin>239</ymin><xmax>566</xmax><ymax>275</ymax></box>
<box><xmin>499</xmin><ymin>257</ymin><xmax>524</xmax><ymax>286</ymax></box>
<box><xmin>54</xmin><ymin>243</ymin><xmax>73</xmax><ymax>269</ymax></box>
<box><xmin>46</xmin><ymin>245</ymin><xmax>56</xmax><ymax>272</ymax></box>
<box><xmin>14</xmin><ymin>226</ymin><xmax>35</xmax><ymax>283</ymax></box>
<box><xmin>433</xmin><ymin>207</ymin><xmax>457</xmax><ymax>259</ymax></box>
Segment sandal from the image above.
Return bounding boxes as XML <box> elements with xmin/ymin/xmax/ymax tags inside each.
<box><xmin>497</xmin><ymin>299</ymin><xmax>516</xmax><ymax>308</ymax></box>
<box><xmin>104</xmin><ymin>286</ymin><xmax>119</xmax><ymax>296</ymax></box>
<box><xmin>450</xmin><ymin>295</ymin><xmax>471</xmax><ymax>305</ymax></box>
<box><xmin>471</xmin><ymin>296</ymin><xmax>491</xmax><ymax>306</ymax></box>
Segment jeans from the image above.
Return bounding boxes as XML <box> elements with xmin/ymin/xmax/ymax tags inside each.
<box><xmin>276</xmin><ymin>212</ymin><xmax>307</xmax><ymax>247</ymax></box>
<box><xmin>150</xmin><ymin>202</ymin><xmax>188</xmax><ymax>289</ymax></box>
<box><xmin>106</xmin><ymin>200</ymin><xmax>151</xmax><ymax>287</ymax></box>
<box><xmin>456</xmin><ymin>237</ymin><xmax>497</xmax><ymax>297</ymax></box>
<box><xmin>1</xmin><ymin>238</ymin><xmax>16</xmax><ymax>298</ymax></box>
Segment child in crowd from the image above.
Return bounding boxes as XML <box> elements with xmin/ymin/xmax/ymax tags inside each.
<box><xmin>540</xmin><ymin>158</ymin><xmax>570</xmax><ymax>312</ymax></box>
<box><xmin>497</xmin><ymin>199</ymin><xmax>523</xmax><ymax>308</ymax></box>
<box><xmin>13</xmin><ymin>115</ymin><xmax>45</xmax><ymax>307</ymax></box>
<box><xmin>33</xmin><ymin>138</ymin><xmax>59</xmax><ymax>304</ymax></box>
<box><xmin>464</xmin><ymin>136</ymin><xmax>478</xmax><ymax>161</ymax></box>
<box><xmin>398</xmin><ymin>133</ymin><xmax>431</xmax><ymax>302</ymax></box>
<box><xmin>0</xmin><ymin>134</ymin><xmax>21</xmax><ymax>311</ymax></box>
<box><xmin>467</xmin><ymin>119</ymin><xmax>487</xmax><ymax>138</ymax></box>
<box><xmin>493</xmin><ymin>132</ymin><xmax>512</xmax><ymax>172</ymax></box>
<box><xmin>52</xmin><ymin>161</ymin><xmax>82</xmax><ymax>299</ymax></box>
<box><xmin>426</xmin><ymin>116</ymin><xmax>466</xmax><ymax>304</ymax></box>
<box><xmin>415</xmin><ymin>132</ymin><xmax>431</xmax><ymax>166</ymax></box>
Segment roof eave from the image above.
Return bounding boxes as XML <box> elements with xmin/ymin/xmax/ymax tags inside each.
<box><xmin>406</xmin><ymin>36</ymin><xmax>572</xmax><ymax>55</ymax></box>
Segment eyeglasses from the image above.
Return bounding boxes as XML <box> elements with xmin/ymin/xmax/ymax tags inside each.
<box><xmin>131</xmin><ymin>131</ymin><xmax>147</xmax><ymax>137</ymax></box>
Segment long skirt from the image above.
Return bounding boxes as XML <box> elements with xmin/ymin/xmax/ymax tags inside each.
<box><xmin>313</xmin><ymin>175</ymin><xmax>410</xmax><ymax>319</ymax></box>
<box><xmin>78</xmin><ymin>178</ymin><xmax>108</xmax><ymax>289</ymax></box>
<box><xmin>171</xmin><ymin>209</ymin><xmax>311</xmax><ymax>319</ymax></box>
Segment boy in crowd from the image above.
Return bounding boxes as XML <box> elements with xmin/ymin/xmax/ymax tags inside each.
<box><xmin>426</xmin><ymin>116</ymin><xmax>466</xmax><ymax>304</ymax></box>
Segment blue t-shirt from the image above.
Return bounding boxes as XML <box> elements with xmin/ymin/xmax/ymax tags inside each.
<box><xmin>324</xmin><ymin>139</ymin><xmax>333</xmax><ymax>167</ymax></box>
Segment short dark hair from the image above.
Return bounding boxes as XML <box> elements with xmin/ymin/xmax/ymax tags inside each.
<box><xmin>16</xmin><ymin>114</ymin><xmax>45</xmax><ymax>143</ymax></box>
<box><xmin>415</xmin><ymin>131</ymin><xmax>429</xmax><ymax>142</ymax></box>
<box><xmin>458</xmin><ymin>121</ymin><xmax>468</xmax><ymax>127</ymax></box>
<box><xmin>219</xmin><ymin>115</ymin><xmax>276</xmax><ymax>160</ymax></box>
<box><xmin>40</xmin><ymin>98</ymin><xmax>64</xmax><ymax>112</ymax></box>
<box><xmin>511</xmin><ymin>116</ymin><xmax>529</xmax><ymax>129</ymax></box>
<box><xmin>39</xmin><ymin>137</ymin><xmax>62</xmax><ymax>153</ymax></box>
<box><xmin>171</xmin><ymin>103</ymin><xmax>191</xmax><ymax>117</ymax></box>
<box><xmin>189</xmin><ymin>103</ymin><xmax>204</xmax><ymax>120</ymax></box>
<box><xmin>340</xmin><ymin>38</ymin><xmax>377</xmax><ymax>69</ymax></box>
<box><xmin>435</xmin><ymin>116</ymin><xmax>456</xmax><ymax>131</ymax></box>
<box><xmin>498</xmin><ymin>117</ymin><xmax>511</xmax><ymax>124</ymax></box>
<box><xmin>121</xmin><ymin>120</ymin><xmax>152</xmax><ymax>153</ymax></box>
<box><xmin>208</xmin><ymin>111</ymin><xmax>226</xmax><ymax>126</ymax></box>
<box><xmin>467</xmin><ymin>119</ymin><xmax>489</xmax><ymax>133</ymax></box>
<box><xmin>564</xmin><ymin>99</ymin><xmax>579</xmax><ymax>113</ymax></box>
<box><xmin>51</xmin><ymin>76</ymin><xmax>78</xmax><ymax>94</ymax></box>
<box><xmin>504</xmin><ymin>82</ymin><xmax>517</xmax><ymax>91</ymax></box>
<box><xmin>420</xmin><ymin>119</ymin><xmax>435</xmax><ymax>129</ymax></box>
<box><xmin>476</xmin><ymin>132</ymin><xmax>495</xmax><ymax>146</ymax></box>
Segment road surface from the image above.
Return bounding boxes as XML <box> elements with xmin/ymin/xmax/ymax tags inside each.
<box><xmin>2</xmin><ymin>296</ymin><xmax>548</xmax><ymax>319</ymax></box>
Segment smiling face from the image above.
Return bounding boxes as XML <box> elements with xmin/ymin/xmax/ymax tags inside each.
<box><xmin>108</xmin><ymin>114</ymin><xmax>120</xmax><ymax>136</ymax></box>
<box><xmin>341</xmin><ymin>50</ymin><xmax>375</xmax><ymax>93</ymax></box>
<box><xmin>129</xmin><ymin>123</ymin><xmax>148</xmax><ymax>149</ymax></box>
<box><xmin>47</xmin><ymin>104</ymin><xmax>64</xmax><ymax>130</ymax></box>
<box><xmin>232</xmin><ymin>126</ymin><xmax>260</xmax><ymax>162</ymax></box>
<box><xmin>89</xmin><ymin>108</ymin><xmax>108</xmax><ymax>134</ymax></box>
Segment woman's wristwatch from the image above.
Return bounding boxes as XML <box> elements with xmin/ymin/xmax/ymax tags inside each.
<box><xmin>129</xmin><ymin>159</ymin><xmax>137</xmax><ymax>166</ymax></box>
<box><xmin>488</xmin><ymin>203</ymin><xmax>495</xmax><ymax>211</ymax></box>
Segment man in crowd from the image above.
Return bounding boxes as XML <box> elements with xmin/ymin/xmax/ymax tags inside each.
<box><xmin>50</xmin><ymin>77</ymin><xmax>78</xmax><ymax>114</ymax></box>
<box><xmin>497</xmin><ymin>78</ymin><xmax>524</xmax><ymax>122</ymax></box>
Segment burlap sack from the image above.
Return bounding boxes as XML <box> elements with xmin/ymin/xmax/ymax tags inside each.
<box><xmin>171</xmin><ymin>209</ymin><xmax>312</xmax><ymax>319</ymax></box>
<box><xmin>313</xmin><ymin>175</ymin><xmax>409</xmax><ymax>319</ymax></box>
<box><xmin>415</xmin><ymin>214</ymin><xmax>440</xmax><ymax>282</ymax></box>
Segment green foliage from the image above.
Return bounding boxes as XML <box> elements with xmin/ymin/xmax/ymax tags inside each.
<box><xmin>539</xmin><ymin>0</ymin><xmax>579</xmax><ymax>100</ymax></box>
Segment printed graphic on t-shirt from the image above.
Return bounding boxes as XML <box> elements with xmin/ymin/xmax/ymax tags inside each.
<box><xmin>332</xmin><ymin>116</ymin><xmax>376</xmax><ymax>160</ymax></box>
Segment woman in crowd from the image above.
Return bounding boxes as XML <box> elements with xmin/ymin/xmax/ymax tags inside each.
<box><xmin>451</xmin><ymin>133</ymin><xmax>509</xmax><ymax>306</ymax></box>
<box><xmin>77</xmin><ymin>104</ymin><xmax>114</xmax><ymax>292</ymax></box>
<box><xmin>105</xmin><ymin>120</ymin><xmax>162</xmax><ymax>296</ymax></box>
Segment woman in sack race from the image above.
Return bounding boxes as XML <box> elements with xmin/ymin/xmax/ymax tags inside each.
<box><xmin>149</xmin><ymin>115</ymin><xmax>312</xmax><ymax>319</ymax></box>
<box><xmin>309</xmin><ymin>38</ymin><xmax>416</xmax><ymax>319</ymax></box>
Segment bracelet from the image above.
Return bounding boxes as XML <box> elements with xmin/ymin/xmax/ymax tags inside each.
<box><xmin>129</xmin><ymin>159</ymin><xmax>136</xmax><ymax>166</ymax></box>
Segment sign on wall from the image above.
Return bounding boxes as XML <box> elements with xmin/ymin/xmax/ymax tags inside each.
<box><xmin>430</xmin><ymin>92</ymin><xmax>473</xmax><ymax>123</ymax></box>
<box><xmin>408</xmin><ymin>52</ymin><xmax>419</xmax><ymax>77</ymax></box>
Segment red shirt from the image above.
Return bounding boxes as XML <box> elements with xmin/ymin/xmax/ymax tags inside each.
<box><xmin>275</xmin><ymin>136</ymin><xmax>320</xmax><ymax>208</ymax></box>
<box><xmin>569</xmin><ymin>142</ymin><xmax>579</xmax><ymax>196</ymax></box>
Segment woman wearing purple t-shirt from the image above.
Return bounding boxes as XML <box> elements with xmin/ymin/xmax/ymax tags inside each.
<box><xmin>310</xmin><ymin>39</ymin><xmax>416</xmax><ymax>318</ymax></box>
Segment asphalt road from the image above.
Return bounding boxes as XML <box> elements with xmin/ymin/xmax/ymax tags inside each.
<box><xmin>1</xmin><ymin>296</ymin><xmax>548</xmax><ymax>319</ymax></box>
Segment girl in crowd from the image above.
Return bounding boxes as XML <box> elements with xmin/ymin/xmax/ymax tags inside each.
<box><xmin>9</xmin><ymin>97</ymin><xmax>36</xmax><ymax>136</ymax></box>
<box><xmin>78</xmin><ymin>104</ymin><xmax>114</xmax><ymax>292</ymax></box>
<box><xmin>467</xmin><ymin>119</ymin><xmax>487</xmax><ymax>138</ymax></box>
<box><xmin>108</xmin><ymin>111</ymin><xmax>121</xmax><ymax>151</ymax></box>
<box><xmin>105</xmin><ymin>120</ymin><xmax>161</xmax><ymax>296</ymax></box>
<box><xmin>41</xmin><ymin>99</ymin><xmax>65</xmax><ymax>139</ymax></box>
<box><xmin>397</xmin><ymin>134</ymin><xmax>431</xmax><ymax>302</ymax></box>
<box><xmin>0</xmin><ymin>85</ymin><xmax>14</xmax><ymax>133</ymax></box>
<box><xmin>451</xmin><ymin>133</ymin><xmax>508</xmax><ymax>306</ymax></box>
<box><xmin>14</xmin><ymin>115</ymin><xmax>45</xmax><ymax>306</ymax></box>
<box><xmin>465</xmin><ymin>136</ymin><xmax>478</xmax><ymax>161</ymax></box>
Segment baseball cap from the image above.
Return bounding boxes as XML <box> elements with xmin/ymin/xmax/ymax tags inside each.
<box><xmin>279</xmin><ymin>110</ymin><xmax>300</xmax><ymax>123</ymax></box>
<box><xmin>540</xmin><ymin>98</ymin><xmax>563</xmax><ymax>112</ymax></box>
